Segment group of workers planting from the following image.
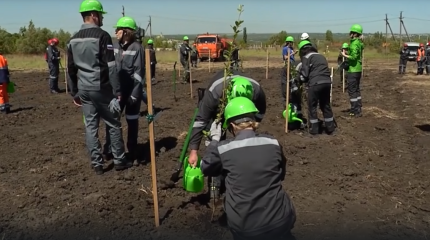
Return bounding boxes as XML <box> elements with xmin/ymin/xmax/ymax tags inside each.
<box><xmin>398</xmin><ymin>42</ymin><xmax>430</xmax><ymax>75</ymax></box>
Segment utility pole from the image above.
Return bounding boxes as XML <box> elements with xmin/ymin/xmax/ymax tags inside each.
<box><xmin>149</xmin><ymin>16</ymin><xmax>152</xmax><ymax>38</ymax></box>
<box><xmin>400</xmin><ymin>14</ymin><xmax>410</xmax><ymax>42</ymax></box>
<box><xmin>399</xmin><ymin>11</ymin><xmax>402</xmax><ymax>46</ymax></box>
<box><xmin>121</xmin><ymin>5</ymin><xmax>125</xmax><ymax>17</ymax></box>
<box><xmin>385</xmin><ymin>14</ymin><xmax>388</xmax><ymax>54</ymax></box>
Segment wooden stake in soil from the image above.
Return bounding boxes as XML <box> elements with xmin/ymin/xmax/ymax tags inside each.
<box><xmin>64</xmin><ymin>51</ymin><xmax>68</xmax><ymax>94</ymax></box>
<box><xmin>330</xmin><ymin>67</ymin><xmax>333</xmax><ymax>104</ymax></box>
<box><xmin>284</xmin><ymin>52</ymin><xmax>290</xmax><ymax>133</ymax></box>
<box><xmin>144</xmin><ymin>49</ymin><xmax>160</xmax><ymax>227</ymax></box>
<box><xmin>362</xmin><ymin>49</ymin><xmax>365</xmax><ymax>80</ymax></box>
<box><xmin>208</xmin><ymin>49</ymin><xmax>211</xmax><ymax>73</ymax></box>
<box><xmin>178</xmin><ymin>49</ymin><xmax>181</xmax><ymax>78</ymax></box>
<box><xmin>265</xmin><ymin>48</ymin><xmax>269</xmax><ymax>79</ymax></box>
<box><xmin>342</xmin><ymin>56</ymin><xmax>345</xmax><ymax>93</ymax></box>
<box><xmin>188</xmin><ymin>54</ymin><xmax>193</xmax><ymax>98</ymax></box>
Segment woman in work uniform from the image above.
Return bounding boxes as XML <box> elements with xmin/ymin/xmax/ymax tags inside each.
<box><xmin>298</xmin><ymin>40</ymin><xmax>335</xmax><ymax>135</ymax></box>
<box><xmin>201</xmin><ymin>97</ymin><xmax>296</xmax><ymax>240</ymax></box>
<box><xmin>103</xmin><ymin>16</ymin><xmax>145</xmax><ymax>162</ymax></box>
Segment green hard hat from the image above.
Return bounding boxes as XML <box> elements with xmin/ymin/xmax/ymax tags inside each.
<box><xmin>282</xmin><ymin>104</ymin><xmax>303</xmax><ymax>123</ymax></box>
<box><xmin>285</xmin><ymin>36</ymin><xmax>294</xmax><ymax>42</ymax></box>
<box><xmin>229</xmin><ymin>77</ymin><xmax>254</xmax><ymax>101</ymax></box>
<box><xmin>342</xmin><ymin>43</ymin><xmax>349</xmax><ymax>49</ymax></box>
<box><xmin>147</xmin><ymin>39</ymin><xmax>154</xmax><ymax>44</ymax></box>
<box><xmin>183</xmin><ymin>36</ymin><xmax>189</xmax><ymax>40</ymax></box>
<box><xmin>114</xmin><ymin>16</ymin><xmax>137</xmax><ymax>30</ymax></box>
<box><xmin>223</xmin><ymin>97</ymin><xmax>259</xmax><ymax>129</ymax></box>
<box><xmin>298</xmin><ymin>40</ymin><xmax>311</xmax><ymax>50</ymax></box>
<box><xmin>79</xmin><ymin>0</ymin><xmax>107</xmax><ymax>14</ymax></box>
<box><xmin>350</xmin><ymin>24</ymin><xmax>363</xmax><ymax>34</ymax></box>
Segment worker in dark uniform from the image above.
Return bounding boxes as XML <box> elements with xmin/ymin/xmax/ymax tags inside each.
<box><xmin>341</xmin><ymin>24</ymin><xmax>364</xmax><ymax>117</ymax></box>
<box><xmin>190</xmin><ymin>44</ymin><xmax>198</xmax><ymax>68</ymax></box>
<box><xmin>201</xmin><ymin>97</ymin><xmax>296</xmax><ymax>240</ymax></box>
<box><xmin>46</xmin><ymin>38</ymin><xmax>61</xmax><ymax>93</ymax></box>
<box><xmin>425</xmin><ymin>42</ymin><xmax>430</xmax><ymax>75</ymax></box>
<box><xmin>147</xmin><ymin>39</ymin><xmax>157</xmax><ymax>84</ymax></box>
<box><xmin>68</xmin><ymin>0</ymin><xmax>131</xmax><ymax>175</ymax></box>
<box><xmin>280</xmin><ymin>64</ymin><xmax>303</xmax><ymax>127</ymax></box>
<box><xmin>179</xmin><ymin>36</ymin><xmax>192</xmax><ymax>83</ymax></box>
<box><xmin>230</xmin><ymin>42</ymin><xmax>240</xmax><ymax>69</ymax></box>
<box><xmin>300</xmin><ymin>32</ymin><xmax>318</xmax><ymax>51</ymax></box>
<box><xmin>416</xmin><ymin>43</ymin><xmax>426</xmax><ymax>75</ymax></box>
<box><xmin>399</xmin><ymin>43</ymin><xmax>409</xmax><ymax>74</ymax></box>
<box><xmin>187</xmin><ymin>70</ymin><xmax>267</xmax><ymax>199</ymax></box>
<box><xmin>337</xmin><ymin>43</ymin><xmax>349</xmax><ymax>83</ymax></box>
<box><xmin>298</xmin><ymin>40</ymin><xmax>335</xmax><ymax>135</ymax></box>
<box><xmin>102</xmin><ymin>16</ymin><xmax>145</xmax><ymax>163</ymax></box>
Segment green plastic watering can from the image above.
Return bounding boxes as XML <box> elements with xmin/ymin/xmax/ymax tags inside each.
<box><xmin>283</xmin><ymin>103</ymin><xmax>303</xmax><ymax>123</ymax></box>
<box><xmin>183</xmin><ymin>156</ymin><xmax>204</xmax><ymax>193</ymax></box>
<box><xmin>7</xmin><ymin>82</ymin><xmax>15</xmax><ymax>94</ymax></box>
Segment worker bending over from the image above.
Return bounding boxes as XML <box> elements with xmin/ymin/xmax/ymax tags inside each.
<box><xmin>103</xmin><ymin>16</ymin><xmax>145</xmax><ymax>162</ymax></box>
<box><xmin>187</xmin><ymin>70</ymin><xmax>267</xmax><ymax>199</ymax></box>
<box><xmin>0</xmin><ymin>54</ymin><xmax>11</xmax><ymax>114</ymax></box>
<box><xmin>280</xmin><ymin>64</ymin><xmax>303</xmax><ymax>123</ymax></box>
<box><xmin>298</xmin><ymin>40</ymin><xmax>335</xmax><ymax>135</ymax></box>
<box><xmin>398</xmin><ymin>43</ymin><xmax>409</xmax><ymax>74</ymax></box>
<box><xmin>201</xmin><ymin>97</ymin><xmax>296</xmax><ymax>240</ymax></box>
<box><xmin>417</xmin><ymin>43</ymin><xmax>426</xmax><ymax>75</ymax></box>
<box><xmin>46</xmin><ymin>38</ymin><xmax>61</xmax><ymax>93</ymax></box>
<box><xmin>179</xmin><ymin>36</ymin><xmax>192</xmax><ymax>83</ymax></box>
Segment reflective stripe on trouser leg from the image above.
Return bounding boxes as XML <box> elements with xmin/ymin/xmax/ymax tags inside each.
<box><xmin>347</xmin><ymin>72</ymin><xmax>360</xmax><ymax>113</ymax></box>
<box><xmin>307</xmin><ymin>86</ymin><xmax>319</xmax><ymax>125</ymax></box>
<box><xmin>81</xmin><ymin>99</ymin><xmax>104</xmax><ymax>167</ymax></box>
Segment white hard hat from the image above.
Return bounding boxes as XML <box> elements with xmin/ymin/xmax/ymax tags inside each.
<box><xmin>300</xmin><ymin>33</ymin><xmax>309</xmax><ymax>40</ymax></box>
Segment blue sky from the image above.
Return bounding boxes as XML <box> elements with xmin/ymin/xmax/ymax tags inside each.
<box><xmin>1</xmin><ymin>0</ymin><xmax>430</xmax><ymax>35</ymax></box>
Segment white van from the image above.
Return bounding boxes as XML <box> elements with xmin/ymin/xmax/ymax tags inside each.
<box><xmin>404</xmin><ymin>42</ymin><xmax>420</xmax><ymax>61</ymax></box>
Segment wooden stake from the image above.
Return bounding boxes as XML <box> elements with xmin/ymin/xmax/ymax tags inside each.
<box><xmin>284</xmin><ymin>52</ymin><xmax>290</xmax><ymax>133</ymax></box>
<box><xmin>178</xmin><ymin>50</ymin><xmax>181</xmax><ymax>78</ymax></box>
<box><xmin>362</xmin><ymin>49</ymin><xmax>365</xmax><ymax>80</ymax></box>
<box><xmin>342</xmin><ymin>56</ymin><xmax>345</xmax><ymax>93</ymax></box>
<box><xmin>208</xmin><ymin>49</ymin><xmax>211</xmax><ymax>72</ymax></box>
<box><xmin>144</xmin><ymin>49</ymin><xmax>160</xmax><ymax>227</ymax></box>
<box><xmin>265</xmin><ymin>48</ymin><xmax>269</xmax><ymax>79</ymax></box>
<box><xmin>188</xmin><ymin>54</ymin><xmax>193</xmax><ymax>98</ymax></box>
<box><xmin>330</xmin><ymin>67</ymin><xmax>333</xmax><ymax>104</ymax></box>
<box><xmin>64</xmin><ymin>51</ymin><xmax>68</xmax><ymax>94</ymax></box>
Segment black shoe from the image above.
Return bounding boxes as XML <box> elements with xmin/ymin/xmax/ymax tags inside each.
<box><xmin>50</xmin><ymin>90</ymin><xmax>59</xmax><ymax>94</ymax></box>
<box><xmin>102</xmin><ymin>153</ymin><xmax>113</xmax><ymax>161</ymax></box>
<box><xmin>94</xmin><ymin>166</ymin><xmax>104</xmax><ymax>175</ymax></box>
<box><xmin>114</xmin><ymin>160</ymin><xmax>133</xmax><ymax>171</ymax></box>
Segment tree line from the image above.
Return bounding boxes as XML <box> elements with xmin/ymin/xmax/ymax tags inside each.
<box><xmin>0</xmin><ymin>20</ymin><xmax>421</xmax><ymax>55</ymax></box>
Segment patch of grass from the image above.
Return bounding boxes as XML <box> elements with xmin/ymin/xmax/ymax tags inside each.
<box><xmin>5</xmin><ymin>48</ymin><xmax>396</xmax><ymax>70</ymax></box>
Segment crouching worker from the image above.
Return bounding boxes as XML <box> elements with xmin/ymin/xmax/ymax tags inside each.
<box><xmin>201</xmin><ymin>97</ymin><xmax>296</xmax><ymax>240</ymax></box>
<box><xmin>104</xmin><ymin>16</ymin><xmax>145</xmax><ymax>162</ymax></box>
<box><xmin>298</xmin><ymin>40</ymin><xmax>335</xmax><ymax>135</ymax></box>
<box><xmin>280</xmin><ymin>63</ymin><xmax>304</xmax><ymax>129</ymax></box>
<box><xmin>187</xmin><ymin>69</ymin><xmax>267</xmax><ymax>199</ymax></box>
<box><xmin>0</xmin><ymin>53</ymin><xmax>11</xmax><ymax>114</ymax></box>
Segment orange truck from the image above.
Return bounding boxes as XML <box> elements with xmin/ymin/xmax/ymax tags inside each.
<box><xmin>194</xmin><ymin>33</ymin><xmax>232</xmax><ymax>62</ymax></box>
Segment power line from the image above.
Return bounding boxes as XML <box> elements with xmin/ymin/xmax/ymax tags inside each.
<box><xmin>404</xmin><ymin>17</ymin><xmax>430</xmax><ymax>22</ymax></box>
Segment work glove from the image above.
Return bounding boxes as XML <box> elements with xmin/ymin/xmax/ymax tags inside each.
<box><xmin>108</xmin><ymin>98</ymin><xmax>121</xmax><ymax>114</ymax></box>
<box><xmin>209</xmin><ymin>121</ymin><xmax>222</xmax><ymax>142</ymax></box>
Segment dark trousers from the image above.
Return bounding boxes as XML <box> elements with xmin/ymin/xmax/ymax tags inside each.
<box><xmin>417</xmin><ymin>60</ymin><xmax>425</xmax><ymax>75</ymax></box>
<box><xmin>346</xmin><ymin>72</ymin><xmax>362</xmax><ymax>114</ymax></box>
<box><xmin>150</xmin><ymin>63</ymin><xmax>156</xmax><ymax>79</ymax></box>
<box><xmin>48</xmin><ymin>62</ymin><xmax>59</xmax><ymax>90</ymax></box>
<box><xmin>307</xmin><ymin>83</ymin><xmax>335</xmax><ymax>134</ymax></box>
<box><xmin>281</xmin><ymin>75</ymin><xmax>302</xmax><ymax>115</ymax></box>
<box><xmin>398</xmin><ymin>58</ymin><xmax>407</xmax><ymax>74</ymax></box>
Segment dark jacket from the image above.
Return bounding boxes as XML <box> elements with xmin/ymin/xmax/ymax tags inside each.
<box><xmin>188</xmin><ymin>70</ymin><xmax>267</xmax><ymax>150</ymax></box>
<box><xmin>148</xmin><ymin>45</ymin><xmax>157</xmax><ymax>64</ymax></box>
<box><xmin>67</xmin><ymin>23</ymin><xmax>120</xmax><ymax>97</ymax></box>
<box><xmin>399</xmin><ymin>48</ymin><xmax>410</xmax><ymax>60</ymax></box>
<box><xmin>201</xmin><ymin>129</ymin><xmax>293</xmax><ymax>235</ymax></box>
<box><xmin>46</xmin><ymin>45</ymin><xmax>60</xmax><ymax>65</ymax></box>
<box><xmin>113</xmin><ymin>41</ymin><xmax>145</xmax><ymax>100</ymax></box>
<box><xmin>179</xmin><ymin>43</ymin><xmax>192</xmax><ymax>64</ymax></box>
<box><xmin>300</xmin><ymin>52</ymin><xmax>331</xmax><ymax>87</ymax></box>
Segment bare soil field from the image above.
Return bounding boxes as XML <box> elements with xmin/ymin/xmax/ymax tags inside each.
<box><xmin>0</xmin><ymin>59</ymin><xmax>429</xmax><ymax>240</ymax></box>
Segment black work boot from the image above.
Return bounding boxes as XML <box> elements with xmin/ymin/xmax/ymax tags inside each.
<box><xmin>94</xmin><ymin>166</ymin><xmax>104</xmax><ymax>175</ymax></box>
<box><xmin>309</xmin><ymin>123</ymin><xmax>319</xmax><ymax>135</ymax></box>
<box><xmin>325</xmin><ymin>122</ymin><xmax>336</xmax><ymax>135</ymax></box>
<box><xmin>114</xmin><ymin>159</ymin><xmax>133</xmax><ymax>171</ymax></box>
<box><xmin>398</xmin><ymin>66</ymin><xmax>402</xmax><ymax>74</ymax></box>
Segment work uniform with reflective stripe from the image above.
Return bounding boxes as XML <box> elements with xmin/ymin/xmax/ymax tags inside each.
<box><xmin>280</xmin><ymin>64</ymin><xmax>302</xmax><ymax>117</ymax></box>
<box><xmin>399</xmin><ymin>47</ymin><xmax>409</xmax><ymax>74</ymax></box>
<box><xmin>67</xmin><ymin>23</ymin><xmax>126</xmax><ymax>167</ymax></box>
<box><xmin>346</xmin><ymin>38</ymin><xmax>363</xmax><ymax>115</ymax></box>
<box><xmin>106</xmin><ymin>41</ymin><xmax>145</xmax><ymax>158</ymax></box>
<box><xmin>179</xmin><ymin>43</ymin><xmax>192</xmax><ymax>82</ymax></box>
<box><xmin>46</xmin><ymin>44</ymin><xmax>60</xmax><ymax>91</ymax></box>
<box><xmin>0</xmin><ymin>55</ymin><xmax>10</xmax><ymax>112</ymax></box>
<box><xmin>201</xmin><ymin>130</ymin><xmax>295</xmax><ymax>239</ymax></box>
<box><xmin>300</xmin><ymin>51</ymin><xmax>335</xmax><ymax>134</ymax></box>
<box><xmin>426</xmin><ymin>46</ymin><xmax>430</xmax><ymax>74</ymax></box>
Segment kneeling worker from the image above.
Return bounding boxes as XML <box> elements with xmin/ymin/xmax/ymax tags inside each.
<box><xmin>201</xmin><ymin>97</ymin><xmax>296</xmax><ymax>240</ymax></box>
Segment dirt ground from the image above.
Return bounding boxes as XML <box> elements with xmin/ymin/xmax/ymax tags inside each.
<box><xmin>0</xmin><ymin>58</ymin><xmax>429</xmax><ymax>240</ymax></box>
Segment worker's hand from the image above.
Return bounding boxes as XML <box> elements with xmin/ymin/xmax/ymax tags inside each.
<box><xmin>188</xmin><ymin>150</ymin><xmax>199</xmax><ymax>168</ymax></box>
<box><xmin>73</xmin><ymin>96</ymin><xmax>82</xmax><ymax>107</ymax></box>
<box><xmin>108</xmin><ymin>98</ymin><xmax>121</xmax><ymax>113</ymax></box>
<box><xmin>209</xmin><ymin>122</ymin><xmax>222</xmax><ymax>142</ymax></box>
